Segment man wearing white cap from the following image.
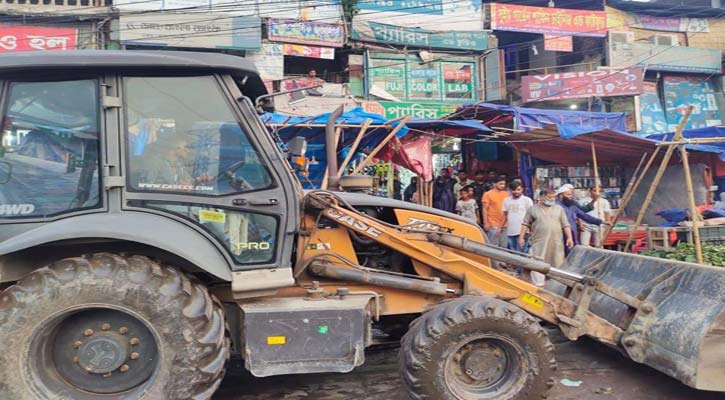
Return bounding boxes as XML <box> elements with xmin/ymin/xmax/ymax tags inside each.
<box><xmin>555</xmin><ymin>183</ymin><xmax>603</xmax><ymax>250</ymax></box>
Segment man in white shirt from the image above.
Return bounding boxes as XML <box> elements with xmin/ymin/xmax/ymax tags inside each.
<box><xmin>453</xmin><ymin>170</ymin><xmax>474</xmax><ymax>200</ymax></box>
<box><xmin>500</xmin><ymin>181</ymin><xmax>534</xmax><ymax>253</ymax></box>
<box><xmin>580</xmin><ymin>186</ymin><xmax>612</xmax><ymax>247</ymax></box>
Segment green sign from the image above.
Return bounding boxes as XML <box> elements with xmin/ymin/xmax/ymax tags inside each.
<box><xmin>368</xmin><ymin>53</ymin><xmax>477</xmax><ymax>103</ymax></box>
<box><xmin>375</xmin><ymin>101</ymin><xmax>461</xmax><ymax>119</ymax></box>
<box><xmin>353</xmin><ymin>21</ymin><xmax>489</xmax><ymax>51</ymax></box>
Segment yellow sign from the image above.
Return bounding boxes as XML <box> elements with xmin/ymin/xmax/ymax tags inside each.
<box><xmin>266</xmin><ymin>336</ymin><xmax>286</xmax><ymax>345</ymax></box>
<box><xmin>521</xmin><ymin>293</ymin><xmax>545</xmax><ymax>309</ymax></box>
<box><xmin>199</xmin><ymin>209</ymin><xmax>226</xmax><ymax>223</ymax></box>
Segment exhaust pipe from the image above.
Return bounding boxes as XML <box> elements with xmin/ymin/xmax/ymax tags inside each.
<box><xmin>325</xmin><ymin>105</ymin><xmax>344</xmax><ymax>190</ymax></box>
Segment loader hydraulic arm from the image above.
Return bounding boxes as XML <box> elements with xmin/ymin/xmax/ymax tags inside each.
<box><xmin>303</xmin><ymin>191</ymin><xmax>624</xmax><ymax>345</ymax></box>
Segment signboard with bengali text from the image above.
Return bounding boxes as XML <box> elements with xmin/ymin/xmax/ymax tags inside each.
<box><xmin>363</xmin><ymin>101</ymin><xmax>461</xmax><ymax>120</ymax></box>
<box><xmin>543</xmin><ymin>34</ymin><xmax>573</xmax><ymax>52</ymax></box>
<box><xmin>490</xmin><ymin>3</ymin><xmax>607</xmax><ymax>37</ymax></box>
<box><xmin>268</xmin><ymin>19</ymin><xmax>344</xmax><ymax>47</ymax></box>
<box><xmin>0</xmin><ymin>26</ymin><xmax>77</xmax><ymax>53</ymax></box>
<box><xmin>352</xmin><ymin>20</ymin><xmax>488</xmax><ymax>50</ymax></box>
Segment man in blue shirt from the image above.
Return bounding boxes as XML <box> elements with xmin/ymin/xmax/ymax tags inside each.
<box><xmin>555</xmin><ymin>184</ymin><xmax>604</xmax><ymax>250</ymax></box>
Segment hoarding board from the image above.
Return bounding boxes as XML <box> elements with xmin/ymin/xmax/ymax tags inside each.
<box><xmin>608</xmin><ymin>42</ymin><xmax>722</xmax><ymax>74</ymax></box>
<box><xmin>521</xmin><ymin>68</ymin><xmax>644</xmax><ymax>102</ymax></box>
<box><xmin>355</xmin><ymin>0</ymin><xmax>482</xmax><ymax>31</ymax></box>
<box><xmin>663</xmin><ymin>75</ymin><xmax>722</xmax><ymax>131</ymax></box>
<box><xmin>363</xmin><ymin>101</ymin><xmax>461</xmax><ymax>119</ymax></box>
<box><xmin>119</xmin><ymin>13</ymin><xmax>261</xmax><ymax>50</ymax></box>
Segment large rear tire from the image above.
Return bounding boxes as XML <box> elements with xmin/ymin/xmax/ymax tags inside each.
<box><xmin>400</xmin><ymin>296</ymin><xmax>557</xmax><ymax>400</ymax></box>
<box><xmin>0</xmin><ymin>253</ymin><xmax>229</xmax><ymax>400</ymax></box>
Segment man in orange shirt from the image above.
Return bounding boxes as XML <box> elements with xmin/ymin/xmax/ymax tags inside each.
<box><xmin>482</xmin><ymin>175</ymin><xmax>509</xmax><ymax>247</ymax></box>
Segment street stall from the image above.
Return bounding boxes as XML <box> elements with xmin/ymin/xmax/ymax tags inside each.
<box><xmin>451</xmin><ymin>102</ymin><xmax>721</xmax><ymax>254</ymax></box>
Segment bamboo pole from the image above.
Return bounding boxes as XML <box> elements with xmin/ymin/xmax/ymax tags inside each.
<box><xmin>624</xmin><ymin>107</ymin><xmax>693</xmax><ymax>252</ymax></box>
<box><xmin>602</xmin><ymin>149</ymin><xmax>659</xmax><ymax>245</ymax></box>
<box><xmin>337</xmin><ymin>119</ymin><xmax>372</xmax><ymax>178</ymax></box>
<box><xmin>679</xmin><ymin>143</ymin><xmax>703</xmax><ymax>263</ymax></box>
<box><xmin>656</xmin><ymin>137</ymin><xmax>725</xmax><ymax>146</ymax></box>
<box><xmin>590</xmin><ymin>141</ymin><xmax>604</xmax><ymax>248</ymax></box>
<box><xmin>352</xmin><ymin>116</ymin><xmax>411</xmax><ymax>175</ymax></box>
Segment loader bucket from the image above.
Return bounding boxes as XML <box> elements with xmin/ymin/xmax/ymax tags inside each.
<box><xmin>548</xmin><ymin>246</ymin><xmax>725</xmax><ymax>392</ymax></box>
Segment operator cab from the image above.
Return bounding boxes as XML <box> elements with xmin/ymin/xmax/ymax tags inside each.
<box><xmin>0</xmin><ymin>51</ymin><xmax>300</xmax><ymax>276</ymax></box>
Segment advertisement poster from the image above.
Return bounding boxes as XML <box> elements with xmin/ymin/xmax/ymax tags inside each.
<box><xmin>521</xmin><ymin>68</ymin><xmax>644</xmax><ymax>102</ymax></box>
<box><xmin>663</xmin><ymin>75</ymin><xmax>722</xmax><ymax>131</ymax></box>
<box><xmin>543</xmin><ymin>34</ymin><xmax>573</xmax><ymax>52</ymax></box>
<box><xmin>490</xmin><ymin>3</ymin><xmax>607</xmax><ymax>37</ymax></box>
<box><xmin>638</xmin><ymin>82</ymin><xmax>668</xmax><ymax>136</ymax></box>
<box><xmin>267</xmin><ymin>19</ymin><xmax>344</xmax><ymax>47</ymax></box>
<box><xmin>354</xmin><ymin>0</ymin><xmax>482</xmax><ymax>31</ymax></box>
<box><xmin>0</xmin><ymin>26</ymin><xmax>77</xmax><ymax>52</ymax></box>
<box><xmin>282</xmin><ymin>44</ymin><xmax>334</xmax><ymax>59</ymax></box>
<box><xmin>352</xmin><ymin>20</ymin><xmax>488</xmax><ymax>51</ymax></box>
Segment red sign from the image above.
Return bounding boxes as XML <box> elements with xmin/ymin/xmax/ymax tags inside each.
<box><xmin>490</xmin><ymin>3</ymin><xmax>607</xmax><ymax>37</ymax></box>
<box><xmin>543</xmin><ymin>34</ymin><xmax>573</xmax><ymax>52</ymax></box>
<box><xmin>0</xmin><ymin>26</ymin><xmax>78</xmax><ymax>53</ymax></box>
<box><xmin>443</xmin><ymin>68</ymin><xmax>472</xmax><ymax>80</ymax></box>
<box><xmin>521</xmin><ymin>68</ymin><xmax>644</xmax><ymax>102</ymax></box>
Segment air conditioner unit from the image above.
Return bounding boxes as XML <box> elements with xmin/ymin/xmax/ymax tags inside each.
<box><xmin>650</xmin><ymin>34</ymin><xmax>678</xmax><ymax>46</ymax></box>
<box><xmin>609</xmin><ymin>31</ymin><xmax>634</xmax><ymax>44</ymax></box>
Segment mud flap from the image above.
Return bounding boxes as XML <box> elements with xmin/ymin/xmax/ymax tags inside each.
<box><xmin>548</xmin><ymin>246</ymin><xmax>725</xmax><ymax>391</ymax></box>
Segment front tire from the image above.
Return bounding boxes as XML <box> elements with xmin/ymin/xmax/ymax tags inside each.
<box><xmin>0</xmin><ymin>253</ymin><xmax>229</xmax><ymax>400</ymax></box>
<box><xmin>400</xmin><ymin>296</ymin><xmax>557</xmax><ymax>400</ymax></box>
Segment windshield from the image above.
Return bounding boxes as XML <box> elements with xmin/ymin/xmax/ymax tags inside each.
<box><xmin>124</xmin><ymin>76</ymin><xmax>274</xmax><ymax>195</ymax></box>
<box><xmin>0</xmin><ymin>79</ymin><xmax>100</xmax><ymax>218</ymax></box>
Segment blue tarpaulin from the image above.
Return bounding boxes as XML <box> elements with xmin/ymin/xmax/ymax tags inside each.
<box><xmin>262</xmin><ymin>107</ymin><xmax>410</xmax><ymax>188</ymax></box>
<box><xmin>454</xmin><ymin>102</ymin><xmax>628</xmax><ymax>138</ymax></box>
<box><xmin>405</xmin><ymin>119</ymin><xmax>492</xmax><ymax>136</ymax></box>
<box><xmin>647</xmin><ymin>126</ymin><xmax>725</xmax><ymax>160</ymax></box>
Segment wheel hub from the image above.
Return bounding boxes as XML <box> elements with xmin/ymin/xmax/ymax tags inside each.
<box><xmin>45</xmin><ymin>309</ymin><xmax>159</xmax><ymax>394</ymax></box>
<box><xmin>77</xmin><ymin>333</ymin><xmax>129</xmax><ymax>374</ymax></box>
<box><xmin>461</xmin><ymin>345</ymin><xmax>506</xmax><ymax>383</ymax></box>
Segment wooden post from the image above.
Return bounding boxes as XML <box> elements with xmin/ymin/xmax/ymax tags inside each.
<box><xmin>352</xmin><ymin>116</ymin><xmax>411</xmax><ymax>175</ymax></box>
<box><xmin>624</xmin><ymin>107</ymin><xmax>693</xmax><ymax>252</ymax></box>
<box><xmin>590</xmin><ymin>141</ymin><xmax>604</xmax><ymax>248</ymax></box>
<box><xmin>320</xmin><ymin>125</ymin><xmax>344</xmax><ymax>190</ymax></box>
<box><xmin>679</xmin><ymin>141</ymin><xmax>704</xmax><ymax>263</ymax></box>
<box><xmin>337</xmin><ymin>119</ymin><xmax>372</xmax><ymax>178</ymax></box>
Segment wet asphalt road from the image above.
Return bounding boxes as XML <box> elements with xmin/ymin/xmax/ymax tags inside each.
<box><xmin>214</xmin><ymin>327</ymin><xmax>724</xmax><ymax>400</ymax></box>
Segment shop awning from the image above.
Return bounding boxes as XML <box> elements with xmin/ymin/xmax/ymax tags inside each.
<box><xmin>405</xmin><ymin>119</ymin><xmax>492</xmax><ymax>137</ymax></box>
<box><xmin>506</xmin><ymin>126</ymin><xmax>659</xmax><ymax>166</ymax></box>
<box><xmin>647</xmin><ymin>126</ymin><xmax>725</xmax><ymax>161</ymax></box>
<box><xmin>453</xmin><ymin>102</ymin><xmax>628</xmax><ymax>137</ymax></box>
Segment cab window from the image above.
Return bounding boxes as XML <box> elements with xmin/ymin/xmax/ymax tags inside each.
<box><xmin>124</xmin><ymin>76</ymin><xmax>273</xmax><ymax>195</ymax></box>
<box><xmin>0</xmin><ymin>79</ymin><xmax>100</xmax><ymax>218</ymax></box>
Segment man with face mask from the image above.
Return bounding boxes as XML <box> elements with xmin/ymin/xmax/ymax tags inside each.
<box><xmin>555</xmin><ymin>184</ymin><xmax>603</xmax><ymax>250</ymax></box>
<box><xmin>520</xmin><ymin>189</ymin><xmax>573</xmax><ymax>287</ymax></box>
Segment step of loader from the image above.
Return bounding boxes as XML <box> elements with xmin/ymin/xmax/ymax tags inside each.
<box><xmin>548</xmin><ymin>246</ymin><xmax>725</xmax><ymax>392</ymax></box>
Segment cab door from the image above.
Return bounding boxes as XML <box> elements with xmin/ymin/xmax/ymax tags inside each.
<box><xmin>120</xmin><ymin>73</ymin><xmax>299</xmax><ymax>272</ymax></box>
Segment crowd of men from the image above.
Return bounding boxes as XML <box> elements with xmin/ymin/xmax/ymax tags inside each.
<box><xmin>426</xmin><ymin>168</ymin><xmax>613</xmax><ymax>286</ymax></box>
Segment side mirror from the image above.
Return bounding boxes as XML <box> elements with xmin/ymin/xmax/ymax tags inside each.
<box><xmin>0</xmin><ymin>161</ymin><xmax>11</xmax><ymax>184</ymax></box>
<box><xmin>287</xmin><ymin>136</ymin><xmax>307</xmax><ymax>158</ymax></box>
